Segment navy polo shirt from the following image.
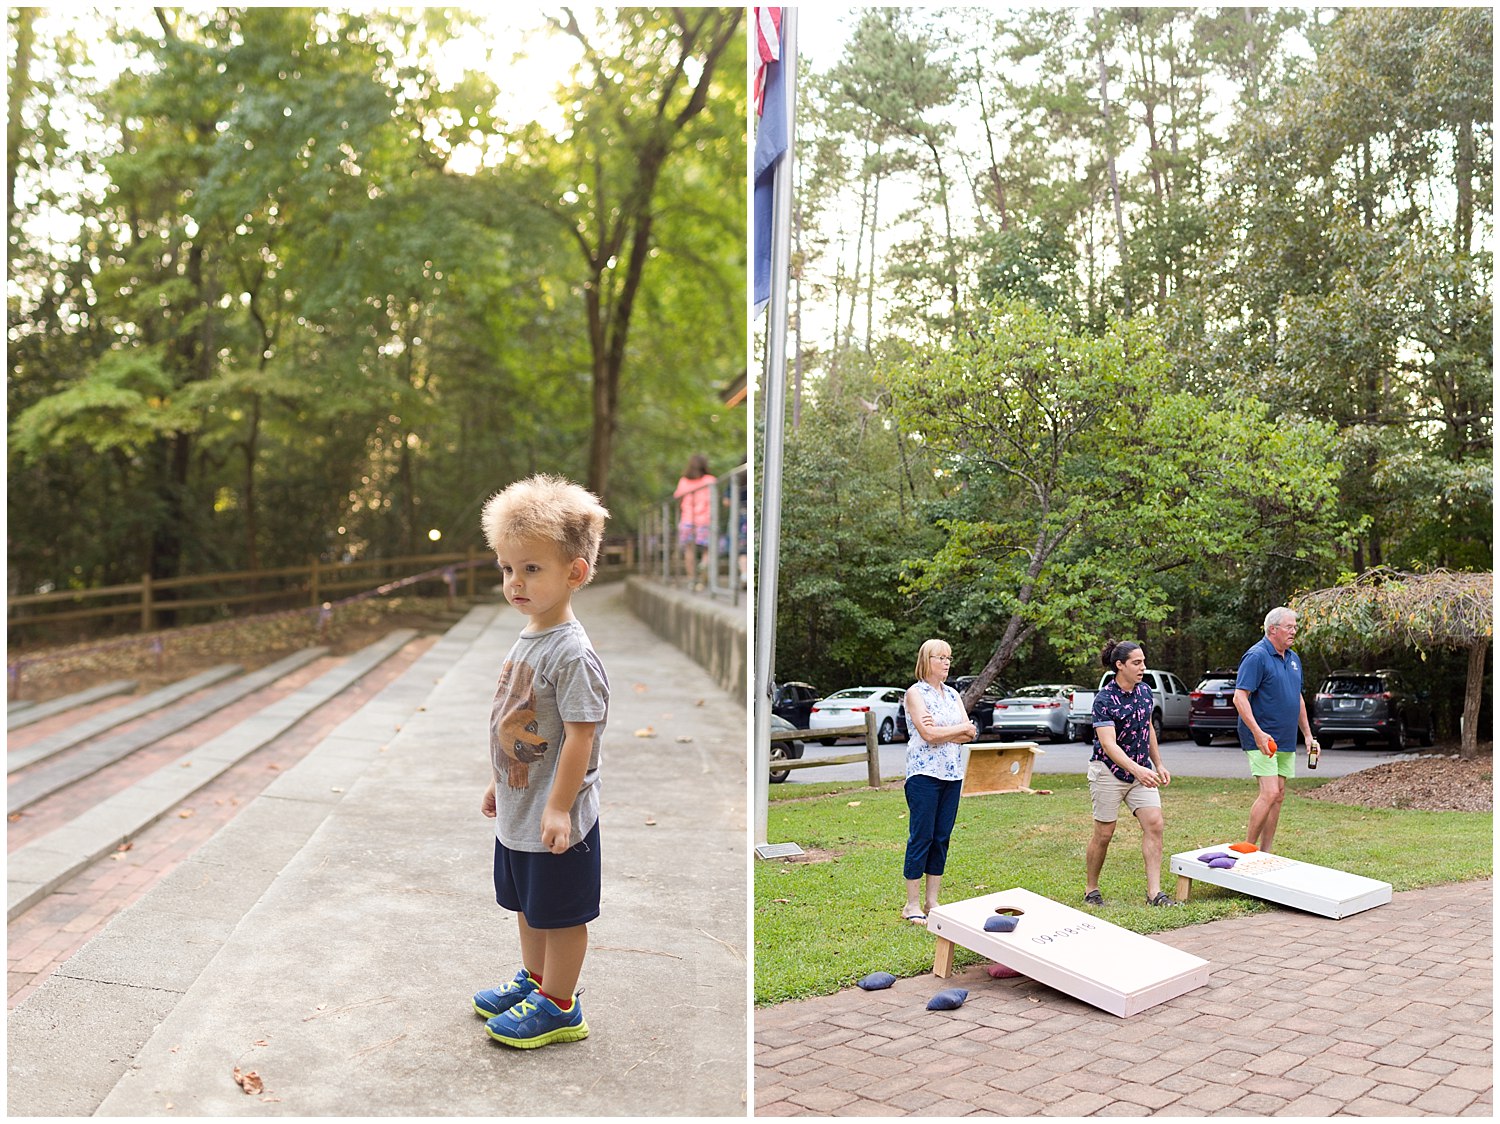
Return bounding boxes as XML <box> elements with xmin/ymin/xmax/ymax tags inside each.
<box><xmin>1235</xmin><ymin>636</ymin><xmax>1303</xmax><ymax>751</ymax></box>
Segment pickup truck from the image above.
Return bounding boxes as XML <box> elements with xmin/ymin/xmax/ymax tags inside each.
<box><xmin>1065</xmin><ymin>669</ymin><xmax>1194</xmax><ymax>742</ymax></box>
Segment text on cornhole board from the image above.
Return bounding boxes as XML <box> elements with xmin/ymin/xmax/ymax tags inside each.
<box><xmin>1169</xmin><ymin>844</ymin><xmax>1392</xmax><ymax>919</ymax></box>
<box><xmin>927</xmin><ymin>887</ymin><xmax>1210</xmax><ymax>1018</ymax></box>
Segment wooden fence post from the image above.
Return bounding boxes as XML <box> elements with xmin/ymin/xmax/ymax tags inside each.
<box><xmin>864</xmin><ymin>711</ymin><xmax>882</xmax><ymax>789</ymax></box>
<box><xmin>310</xmin><ymin>557</ymin><xmax>320</xmax><ymax>605</ymax></box>
<box><xmin>140</xmin><ymin>574</ymin><xmax>154</xmax><ymax>633</ymax></box>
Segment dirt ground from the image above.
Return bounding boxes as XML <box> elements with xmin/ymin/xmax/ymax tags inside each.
<box><xmin>1304</xmin><ymin>741</ymin><xmax>1494</xmax><ymax>812</ymax></box>
<box><xmin>7</xmin><ymin>596</ymin><xmax>468</xmax><ymax>704</ymax></box>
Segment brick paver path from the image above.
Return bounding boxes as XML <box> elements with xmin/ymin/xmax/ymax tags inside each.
<box><xmin>6</xmin><ymin>638</ymin><xmax>434</xmax><ymax>1006</ymax></box>
<box><xmin>756</xmin><ymin>880</ymin><xmax>1492</xmax><ymax>1117</ymax></box>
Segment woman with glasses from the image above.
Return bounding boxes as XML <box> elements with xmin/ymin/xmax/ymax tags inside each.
<box><xmin>900</xmin><ymin>639</ymin><xmax>978</xmax><ymax>924</ymax></box>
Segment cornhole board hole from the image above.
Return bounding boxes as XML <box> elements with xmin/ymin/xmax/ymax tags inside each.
<box><xmin>1169</xmin><ymin>844</ymin><xmax>1392</xmax><ymax>919</ymax></box>
<box><xmin>927</xmin><ymin>887</ymin><xmax>1210</xmax><ymax>1018</ymax></box>
<box><xmin>959</xmin><ymin>742</ymin><xmax>1044</xmax><ymax>796</ymax></box>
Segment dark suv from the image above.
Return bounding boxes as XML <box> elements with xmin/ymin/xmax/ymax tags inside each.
<box><xmin>771</xmin><ymin>682</ymin><xmax>820</xmax><ymax>730</ymax></box>
<box><xmin>1312</xmin><ymin>669</ymin><xmax>1435</xmax><ymax>750</ymax></box>
<box><xmin>1188</xmin><ymin>669</ymin><xmax>1240</xmax><ymax>746</ymax></box>
<box><xmin>949</xmin><ymin>675</ymin><xmax>1008</xmax><ymax>740</ymax></box>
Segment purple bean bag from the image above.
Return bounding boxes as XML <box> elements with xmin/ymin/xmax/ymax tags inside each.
<box><xmin>1197</xmin><ymin>851</ymin><xmax>1231</xmax><ymax>864</ymax></box>
<box><xmin>1207</xmin><ymin>856</ymin><xmax>1237</xmax><ymax>869</ymax></box>
<box><xmin>857</xmin><ymin>971</ymin><xmax>897</xmax><ymax>991</ymax></box>
<box><xmin>983</xmin><ymin>914</ymin><xmax>1019</xmax><ymax>933</ymax></box>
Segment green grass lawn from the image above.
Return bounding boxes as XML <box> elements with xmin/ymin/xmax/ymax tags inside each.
<box><xmin>755</xmin><ymin>774</ymin><xmax>1492</xmax><ymax>1006</ymax></box>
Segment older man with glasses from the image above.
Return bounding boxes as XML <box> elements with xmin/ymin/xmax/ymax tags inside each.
<box><xmin>1233</xmin><ymin>607</ymin><xmax>1319</xmax><ymax>854</ymax></box>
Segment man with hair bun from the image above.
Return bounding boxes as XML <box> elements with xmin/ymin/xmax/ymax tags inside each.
<box><xmin>1083</xmin><ymin>638</ymin><xmax>1179</xmax><ymax>908</ymax></box>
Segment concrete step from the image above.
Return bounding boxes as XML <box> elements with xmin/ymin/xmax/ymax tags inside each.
<box><xmin>4</xmin><ymin>606</ymin><xmax>500</xmax><ymax>1117</ymax></box>
<box><xmin>7</xmin><ymin>663</ymin><xmax>244</xmax><ymax>775</ymax></box>
<box><xmin>7</xmin><ymin>649</ymin><xmax>329</xmax><ymax>812</ymax></box>
<box><xmin>6</xmin><ymin>680</ymin><xmax>137</xmax><ymax>730</ymax></box>
<box><xmin>6</xmin><ymin>630</ymin><xmax>420</xmax><ymax>920</ymax></box>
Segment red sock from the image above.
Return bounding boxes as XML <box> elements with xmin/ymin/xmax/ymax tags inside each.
<box><xmin>537</xmin><ymin>989</ymin><xmax>573</xmax><ymax>1011</ymax></box>
<box><xmin>526</xmin><ymin>971</ymin><xmax>542</xmax><ymax>986</ymax></box>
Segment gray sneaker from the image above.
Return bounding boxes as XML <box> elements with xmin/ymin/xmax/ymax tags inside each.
<box><xmin>1082</xmin><ymin>889</ymin><xmax>1104</xmax><ymax>906</ymax></box>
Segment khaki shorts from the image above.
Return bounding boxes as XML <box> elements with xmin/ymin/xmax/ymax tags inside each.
<box><xmin>1088</xmin><ymin>760</ymin><xmax>1161</xmax><ymax>823</ymax></box>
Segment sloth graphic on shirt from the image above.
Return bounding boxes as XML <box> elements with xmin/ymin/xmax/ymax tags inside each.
<box><xmin>489</xmin><ymin>620</ymin><xmax>609</xmax><ymax>853</ymax></box>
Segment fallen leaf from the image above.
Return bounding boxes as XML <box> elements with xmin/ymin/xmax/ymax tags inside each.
<box><xmin>116</xmin><ymin>841</ymin><xmax>134</xmax><ymax>853</ymax></box>
<box><xmin>645</xmin><ymin>817</ymin><xmax>657</xmax><ymax>826</ymax></box>
<box><xmin>772</xmin><ymin>898</ymin><xmax>792</xmax><ymax>904</ymax></box>
<box><xmin>7</xmin><ymin>812</ymin><xmax>23</xmax><ymax>822</ymax></box>
<box><xmin>232</xmin><ymin>1067</ymin><xmax>263</xmax><ymax>1095</ymax></box>
<box><xmin>267</xmin><ymin>763</ymin><xmax>281</xmax><ymax>771</ymax></box>
<box><xmin>178</xmin><ymin>808</ymin><xmax>195</xmax><ymax>819</ymax></box>
<box><xmin>675</xmin><ymin>735</ymin><xmax>693</xmax><ymax>743</ymax></box>
<box><xmin>696</xmin><ymin>698</ymin><xmax>707</xmax><ymax>707</ymax></box>
<box><xmin>632</xmin><ymin>683</ymin><xmax>649</xmax><ymax>693</ymax></box>
<box><xmin>253</xmin><ymin>1039</ymin><xmax>269</xmax><ymax>1047</ymax></box>
<box><xmin>633</xmin><ymin>726</ymin><xmax>656</xmax><ymax>738</ymax></box>
<box><xmin>847</xmin><ymin>801</ymin><xmax>861</xmax><ymax>807</ymax></box>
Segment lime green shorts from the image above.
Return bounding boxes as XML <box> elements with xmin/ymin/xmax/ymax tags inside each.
<box><xmin>1246</xmin><ymin>749</ymin><xmax>1295</xmax><ymax>779</ymax></box>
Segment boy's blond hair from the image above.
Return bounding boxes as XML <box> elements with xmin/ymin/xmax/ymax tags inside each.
<box><xmin>481</xmin><ymin>474</ymin><xmax>609</xmax><ymax>583</ymax></box>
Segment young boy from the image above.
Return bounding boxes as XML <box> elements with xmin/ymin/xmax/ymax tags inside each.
<box><xmin>472</xmin><ymin>474</ymin><xmax>609</xmax><ymax>1049</ymax></box>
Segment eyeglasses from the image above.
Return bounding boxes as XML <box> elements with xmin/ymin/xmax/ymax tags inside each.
<box><xmin>932</xmin><ymin>654</ymin><xmax>952</xmax><ymax>661</ymax></box>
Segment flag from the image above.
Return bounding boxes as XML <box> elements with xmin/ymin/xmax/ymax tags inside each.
<box><xmin>753</xmin><ymin>7</ymin><xmax>786</xmax><ymax>316</ymax></box>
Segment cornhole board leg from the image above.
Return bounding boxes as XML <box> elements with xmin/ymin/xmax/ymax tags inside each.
<box><xmin>927</xmin><ymin>887</ymin><xmax>1210</xmax><ymax>1018</ymax></box>
<box><xmin>1168</xmin><ymin>844</ymin><xmax>1392</xmax><ymax>919</ymax></box>
<box><xmin>1174</xmin><ymin>874</ymin><xmax>1192</xmax><ymax>902</ymax></box>
<box><xmin>933</xmin><ymin>936</ymin><xmax>956</xmax><ymax>979</ymax></box>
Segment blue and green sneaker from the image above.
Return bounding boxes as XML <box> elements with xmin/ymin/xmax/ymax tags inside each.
<box><xmin>472</xmin><ymin>968</ymin><xmax>539</xmax><ymax>1019</ymax></box>
<box><xmin>485</xmin><ymin>992</ymin><xmax>589</xmax><ymax>1049</ymax></box>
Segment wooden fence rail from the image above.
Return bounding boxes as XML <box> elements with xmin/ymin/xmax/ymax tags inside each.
<box><xmin>8</xmin><ymin>539</ymin><xmax>636</xmax><ymax>637</ymax></box>
<box><xmin>769</xmin><ymin>712</ymin><xmax>883</xmax><ymax>789</ymax></box>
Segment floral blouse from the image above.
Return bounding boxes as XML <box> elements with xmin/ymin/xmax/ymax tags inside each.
<box><xmin>905</xmin><ymin>680</ymin><xmax>968</xmax><ymax>781</ymax></box>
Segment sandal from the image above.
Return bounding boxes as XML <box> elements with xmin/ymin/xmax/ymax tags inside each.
<box><xmin>901</xmin><ymin>911</ymin><xmax>927</xmax><ymax>925</ymax></box>
<box><xmin>1082</xmin><ymin>889</ymin><xmax>1104</xmax><ymax>906</ymax></box>
<box><xmin>1146</xmin><ymin>892</ymin><xmax>1181</xmax><ymax>908</ymax></box>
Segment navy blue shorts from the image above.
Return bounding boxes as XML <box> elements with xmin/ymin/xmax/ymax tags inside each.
<box><xmin>493</xmin><ymin>821</ymin><xmax>601</xmax><ymax>929</ymax></box>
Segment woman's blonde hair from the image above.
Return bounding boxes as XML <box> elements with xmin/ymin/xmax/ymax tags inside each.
<box><xmin>914</xmin><ymin>638</ymin><xmax>952</xmax><ymax>682</ymax></box>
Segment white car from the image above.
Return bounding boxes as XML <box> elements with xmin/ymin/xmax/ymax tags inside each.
<box><xmin>808</xmin><ymin>686</ymin><xmax>907</xmax><ymax>745</ymax></box>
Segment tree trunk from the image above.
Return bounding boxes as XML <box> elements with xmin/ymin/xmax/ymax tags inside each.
<box><xmin>1095</xmin><ymin>21</ymin><xmax>1131</xmax><ymax>318</ymax></box>
<box><xmin>7</xmin><ymin>8</ymin><xmax>35</xmax><ymax>244</ymax></box>
<box><xmin>1461</xmin><ymin>639</ymin><xmax>1484</xmax><ymax>759</ymax></box>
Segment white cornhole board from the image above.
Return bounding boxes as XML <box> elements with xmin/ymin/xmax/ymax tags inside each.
<box><xmin>1169</xmin><ymin>844</ymin><xmax>1392</xmax><ymax>919</ymax></box>
<box><xmin>926</xmin><ymin>887</ymin><xmax>1210</xmax><ymax>1018</ymax></box>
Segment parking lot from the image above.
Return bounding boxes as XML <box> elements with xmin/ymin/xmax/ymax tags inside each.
<box><xmin>782</xmin><ymin>730</ymin><xmax>1408</xmax><ymax>784</ymax></box>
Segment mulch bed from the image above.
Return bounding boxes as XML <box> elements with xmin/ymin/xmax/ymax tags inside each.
<box><xmin>1303</xmin><ymin>744</ymin><xmax>1493</xmax><ymax>812</ymax></box>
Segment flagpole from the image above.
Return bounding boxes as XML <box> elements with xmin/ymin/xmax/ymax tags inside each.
<box><xmin>754</xmin><ymin>7</ymin><xmax>797</xmax><ymax>856</ymax></box>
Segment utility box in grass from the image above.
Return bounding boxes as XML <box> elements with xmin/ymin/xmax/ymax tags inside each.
<box><xmin>959</xmin><ymin>742</ymin><xmax>1044</xmax><ymax>796</ymax></box>
<box><xmin>927</xmin><ymin>887</ymin><xmax>1210</xmax><ymax>1018</ymax></box>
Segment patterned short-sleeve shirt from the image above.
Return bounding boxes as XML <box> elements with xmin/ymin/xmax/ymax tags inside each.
<box><xmin>1090</xmin><ymin>680</ymin><xmax>1155</xmax><ymax>783</ymax></box>
<box><xmin>905</xmin><ymin>680</ymin><xmax>967</xmax><ymax>781</ymax></box>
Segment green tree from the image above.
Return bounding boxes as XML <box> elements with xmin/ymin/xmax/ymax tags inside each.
<box><xmin>886</xmin><ymin>299</ymin><xmax>1354</xmax><ymax>706</ymax></box>
<box><xmin>508</xmin><ymin>8</ymin><xmax>744</xmax><ymax>504</ymax></box>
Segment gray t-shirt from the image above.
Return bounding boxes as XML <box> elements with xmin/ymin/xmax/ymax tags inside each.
<box><xmin>489</xmin><ymin>620</ymin><xmax>608</xmax><ymax>852</ymax></box>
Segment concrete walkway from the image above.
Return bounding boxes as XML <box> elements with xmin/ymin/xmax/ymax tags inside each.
<box><xmin>9</xmin><ymin>583</ymin><xmax>747</xmax><ymax>1117</ymax></box>
<box><xmin>755</xmin><ymin>879</ymin><xmax>1492</xmax><ymax>1116</ymax></box>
